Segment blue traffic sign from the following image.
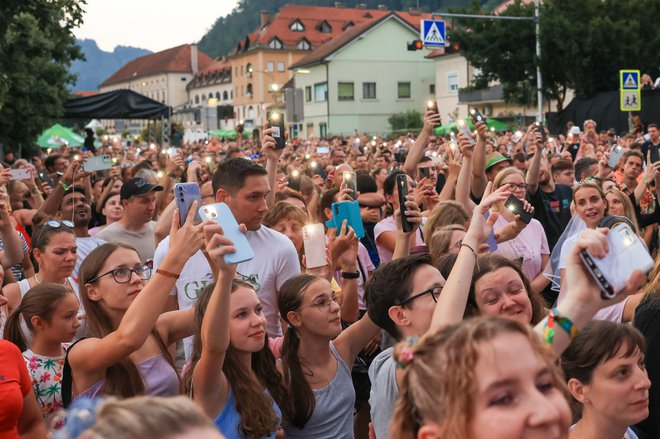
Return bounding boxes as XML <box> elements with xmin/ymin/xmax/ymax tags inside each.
<box><xmin>420</xmin><ymin>19</ymin><xmax>446</xmax><ymax>48</ymax></box>
<box><xmin>621</xmin><ymin>70</ymin><xmax>639</xmax><ymax>90</ymax></box>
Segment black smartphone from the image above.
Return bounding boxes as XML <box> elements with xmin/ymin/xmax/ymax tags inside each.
<box><xmin>650</xmin><ymin>145</ymin><xmax>660</xmax><ymax>164</ymax></box>
<box><xmin>504</xmin><ymin>194</ymin><xmax>532</xmax><ymax>224</ymax></box>
<box><xmin>267</xmin><ymin>111</ymin><xmax>286</xmax><ymax>149</ymax></box>
<box><xmin>396</xmin><ymin>174</ymin><xmax>414</xmax><ymax>233</ymax></box>
<box><xmin>535</xmin><ymin>122</ymin><xmax>547</xmax><ymax>143</ymax></box>
<box><xmin>426</xmin><ymin>99</ymin><xmax>439</xmax><ymax>114</ymax></box>
<box><xmin>343</xmin><ymin>171</ymin><xmax>358</xmax><ymax>200</ymax></box>
<box><xmin>568</xmin><ymin>143</ymin><xmax>580</xmax><ymax>161</ymax></box>
<box><xmin>470</xmin><ymin>108</ymin><xmax>486</xmax><ymax>124</ymax></box>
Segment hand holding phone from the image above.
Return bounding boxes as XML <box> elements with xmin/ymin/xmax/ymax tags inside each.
<box><xmin>83</xmin><ymin>155</ymin><xmax>113</xmax><ymax>172</ymax></box>
<box><xmin>198</xmin><ymin>203</ymin><xmax>254</xmax><ymax>264</ymax></box>
<box><xmin>267</xmin><ymin>111</ymin><xmax>286</xmax><ymax>149</ymax></box>
<box><xmin>396</xmin><ymin>174</ymin><xmax>414</xmax><ymax>233</ymax></box>
<box><xmin>470</xmin><ymin>108</ymin><xmax>486</xmax><ymax>124</ymax></box>
<box><xmin>302</xmin><ymin>224</ymin><xmax>327</xmax><ymax>269</ymax></box>
<box><xmin>9</xmin><ymin>169</ymin><xmax>31</xmax><ymax>181</ymax></box>
<box><xmin>174</xmin><ymin>183</ymin><xmax>202</xmax><ymax>226</ymax></box>
<box><xmin>457</xmin><ymin>120</ymin><xmax>476</xmax><ymax>146</ymax></box>
<box><xmin>534</xmin><ymin>122</ymin><xmax>547</xmax><ymax>143</ymax></box>
<box><xmin>343</xmin><ymin>171</ymin><xmax>357</xmax><ymax>200</ymax></box>
<box><xmin>504</xmin><ymin>194</ymin><xmax>532</xmax><ymax>224</ymax></box>
<box><xmin>426</xmin><ymin>99</ymin><xmax>439</xmax><ymax>114</ymax></box>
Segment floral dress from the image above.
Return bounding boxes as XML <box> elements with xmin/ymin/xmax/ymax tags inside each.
<box><xmin>22</xmin><ymin>349</ymin><xmax>65</xmax><ymax>428</ymax></box>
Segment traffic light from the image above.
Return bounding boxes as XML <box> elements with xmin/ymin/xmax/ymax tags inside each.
<box><xmin>407</xmin><ymin>40</ymin><xmax>423</xmax><ymax>51</ymax></box>
<box><xmin>445</xmin><ymin>42</ymin><xmax>460</xmax><ymax>53</ymax></box>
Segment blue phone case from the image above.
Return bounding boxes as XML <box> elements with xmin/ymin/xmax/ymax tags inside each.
<box><xmin>325</xmin><ymin>201</ymin><xmax>365</xmax><ymax>239</ymax></box>
<box><xmin>198</xmin><ymin>203</ymin><xmax>254</xmax><ymax>264</ymax></box>
<box><xmin>174</xmin><ymin>183</ymin><xmax>202</xmax><ymax>226</ymax></box>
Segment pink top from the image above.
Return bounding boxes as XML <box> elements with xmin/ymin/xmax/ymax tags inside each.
<box><xmin>492</xmin><ymin>214</ymin><xmax>550</xmax><ymax>283</ymax></box>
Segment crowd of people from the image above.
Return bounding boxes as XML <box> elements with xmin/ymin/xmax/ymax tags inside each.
<box><xmin>0</xmin><ymin>111</ymin><xmax>659</xmax><ymax>439</ymax></box>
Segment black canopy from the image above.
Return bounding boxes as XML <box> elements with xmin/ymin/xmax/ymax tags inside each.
<box><xmin>547</xmin><ymin>89</ymin><xmax>660</xmax><ymax>135</ymax></box>
<box><xmin>64</xmin><ymin>89</ymin><xmax>171</xmax><ymax>120</ymax></box>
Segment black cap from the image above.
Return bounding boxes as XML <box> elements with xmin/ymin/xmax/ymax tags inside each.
<box><xmin>120</xmin><ymin>177</ymin><xmax>163</xmax><ymax>200</ymax></box>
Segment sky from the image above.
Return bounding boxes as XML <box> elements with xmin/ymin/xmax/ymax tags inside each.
<box><xmin>75</xmin><ymin>0</ymin><xmax>240</xmax><ymax>52</ymax></box>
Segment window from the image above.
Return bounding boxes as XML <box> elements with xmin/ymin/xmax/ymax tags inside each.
<box><xmin>343</xmin><ymin>21</ymin><xmax>354</xmax><ymax>31</ymax></box>
<box><xmin>320</xmin><ymin>122</ymin><xmax>327</xmax><ymax>137</ymax></box>
<box><xmin>215</xmin><ymin>92</ymin><xmax>220</xmax><ymax>99</ymax></box>
<box><xmin>338</xmin><ymin>82</ymin><xmax>354</xmax><ymax>101</ymax></box>
<box><xmin>277</xmin><ymin>62</ymin><xmax>285</xmax><ymax>72</ymax></box>
<box><xmin>447</xmin><ymin>72</ymin><xmax>459</xmax><ymax>93</ymax></box>
<box><xmin>268</xmin><ymin>38</ymin><xmax>283</xmax><ymax>49</ymax></box>
<box><xmin>290</xmin><ymin>20</ymin><xmax>304</xmax><ymax>32</ymax></box>
<box><xmin>305</xmin><ymin>86</ymin><xmax>312</xmax><ymax>102</ymax></box>
<box><xmin>297</xmin><ymin>39</ymin><xmax>311</xmax><ymax>50</ymax></box>
<box><xmin>363</xmin><ymin>82</ymin><xmax>376</xmax><ymax>99</ymax></box>
<box><xmin>201</xmin><ymin>94</ymin><xmax>206</xmax><ymax>101</ymax></box>
<box><xmin>429</xmin><ymin>84</ymin><xmax>435</xmax><ymax>95</ymax></box>
<box><xmin>223</xmin><ymin>91</ymin><xmax>228</xmax><ymax>100</ymax></box>
<box><xmin>397</xmin><ymin>82</ymin><xmax>411</xmax><ymax>99</ymax></box>
<box><xmin>314</xmin><ymin>82</ymin><xmax>328</xmax><ymax>102</ymax></box>
<box><xmin>266</xmin><ymin>62</ymin><xmax>274</xmax><ymax>72</ymax></box>
<box><xmin>240</xmin><ymin>65</ymin><xmax>243</xmax><ymax>75</ymax></box>
<box><xmin>195</xmin><ymin>95</ymin><xmax>199</xmax><ymax>104</ymax></box>
<box><xmin>318</xmin><ymin>20</ymin><xmax>332</xmax><ymax>33</ymax></box>
<box><xmin>246</xmin><ymin>63</ymin><xmax>253</xmax><ymax>77</ymax></box>
<box><xmin>246</xmin><ymin>83</ymin><xmax>253</xmax><ymax>97</ymax></box>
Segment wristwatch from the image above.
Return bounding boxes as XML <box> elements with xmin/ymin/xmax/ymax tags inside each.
<box><xmin>341</xmin><ymin>271</ymin><xmax>359</xmax><ymax>279</ymax></box>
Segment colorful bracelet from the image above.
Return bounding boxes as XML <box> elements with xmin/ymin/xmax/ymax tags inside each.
<box><xmin>60</xmin><ymin>181</ymin><xmax>70</xmax><ymax>191</ymax></box>
<box><xmin>542</xmin><ymin>308</ymin><xmax>579</xmax><ymax>346</ymax></box>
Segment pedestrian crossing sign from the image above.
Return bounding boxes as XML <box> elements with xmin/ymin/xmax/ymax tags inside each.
<box><xmin>420</xmin><ymin>19</ymin><xmax>446</xmax><ymax>48</ymax></box>
<box><xmin>620</xmin><ymin>70</ymin><xmax>640</xmax><ymax>90</ymax></box>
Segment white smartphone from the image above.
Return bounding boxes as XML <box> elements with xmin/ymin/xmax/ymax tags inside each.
<box><xmin>198</xmin><ymin>203</ymin><xmax>254</xmax><ymax>265</ymax></box>
<box><xmin>167</xmin><ymin>147</ymin><xmax>180</xmax><ymax>159</ymax></box>
<box><xmin>580</xmin><ymin>223</ymin><xmax>653</xmax><ymax>299</ymax></box>
<box><xmin>457</xmin><ymin>120</ymin><xmax>476</xmax><ymax>145</ymax></box>
<box><xmin>82</xmin><ymin>155</ymin><xmax>113</xmax><ymax>172</ymax></box>
<box><xmin>9</xmin><ymin>169</ymin><xmax>31</xmax><ymax>180</ymax></box>
<box><xmin>303</xmin><ymin>223</ymin><xmax>327</xmax><ymax>269</ymax></box>
<box><xmin>608</xmin><ymin>145</ymin><xmax>625</xmax><ymax>168</ymax></box>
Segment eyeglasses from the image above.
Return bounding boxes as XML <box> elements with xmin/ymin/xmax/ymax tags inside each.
<box><xmin>502</xmin><ymin>182</ymin><xmax>527</xmax><ymax>191</ymax></box>
<box><xmin>300</xmin><ymin>293</ymin><xmax>344</xmax><ymax>311</ymax></box>
<box><xmin>398</xmin><ymin>286</ymin><xmax>442</xmax><ymax>307</ymax></box>
<box><xmin>87</xmin><ymin>261</ymin><xmax>153</xmax><ymax>284</ymax></box>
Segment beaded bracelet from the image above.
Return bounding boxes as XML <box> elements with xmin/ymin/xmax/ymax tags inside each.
<box><xmin>542</xmin><ymin>308</ymin><xmax>579</xmax><ymax>346</ymax></box>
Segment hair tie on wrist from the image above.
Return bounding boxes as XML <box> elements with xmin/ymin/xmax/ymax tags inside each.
<box><xmin>396</xmin><ymin>336</ymin><xmax>418</xmax><ymax>369</ymax></box>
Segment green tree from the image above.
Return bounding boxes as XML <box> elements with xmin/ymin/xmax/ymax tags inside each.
<box><xmin>449</xmin><ymin>0</ymin><xmax>660</xmax><ymax>111</ymax></box>
<box><xmin>388</xmin><ymin>110</ymin><xmax>423</xmax><ymax>132</ymax></box>
<box><xmin>0</xmin><ymin>1</ymin><xmax>85</xmax><ymax>154</ymax></box>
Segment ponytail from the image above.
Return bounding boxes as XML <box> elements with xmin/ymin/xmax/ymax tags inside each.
<box><xmin>4</xmin><ymin>305</ymin><xmax>29</xmax><ymax>352</ymax></box>
<box><xmin>281</xmin><ymin>325</ymin><xmax>315</xmax><ymax>428</ymax></box>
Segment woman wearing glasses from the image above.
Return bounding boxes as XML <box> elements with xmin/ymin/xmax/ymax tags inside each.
<box><xmin>3</xmin><ymin>220</ymin><xmax>79</xmax><ymax>317</ymax></box>
<box><xmin>63</xmin><ymin>205</ymin><xmax>205</xmax><ymax>402</ymax></box>
<box><xmin>490</xmin><ymin>167</ymin><xmax>550</xmax><ymax>295</ymax></box>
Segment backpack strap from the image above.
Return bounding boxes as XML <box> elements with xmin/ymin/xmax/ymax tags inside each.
<box><xmin>62</xmin><ymin>337</ymin><xmax>88</xmax><ymax>408</ymax></box>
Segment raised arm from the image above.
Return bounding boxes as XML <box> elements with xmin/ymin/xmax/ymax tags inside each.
<box><xmin>526</xmin><ymin>140</ymin><xmax>543</xmax><ymax>195</ymax></box>
<box><xmin>68</xmin><ymin>204</ymin><xmax>206</xmax><ymax>374</ymax></box>
<box><xmin>261</xmin><ymin>122</ymin><xmax>284</xmax><ymax>208</ymax></box>
<box><xmin>0</xmin><ymin>203</ymin><xmax>24</xmax><ymax>267</ymax></box>
<box><xmin>470</xmin><ymin>121</ymin><xmax>489</xmax><ymax>199</ymax></box>
<box><xmin>192</xmin><ymin>223</ymin><xmax>238</xmax><ymax>418</ymax></box>
<box><xmin>391</xmin><ymin>194</ymin><xmax>422</xmax><ymax>261</ymax></box>
<box><xmin>534</xmin><ymin>228</ymin><xmax>647</xmax><ymax>357</ymax></box>
<box><xmin>402</xmin><ymin>111</ymin><xmax>441</xmax><ymax>176</ymax></box>
<box><xmin>429</xmin><ymin>183</ymin><xmax>511</xmax><ymax>334</ymax></box>
<box><xmin>455</xmin><ymin>134</ymin><xmax>477</xmax><ymax>214</ymax></box>
<box><xmin>38</xmin><ymin>160</ymin><xmax>81</xmax><ymax>217</ymax></box>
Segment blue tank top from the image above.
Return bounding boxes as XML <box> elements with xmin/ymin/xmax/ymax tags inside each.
<box><xmin>283</xmin><ymin>342</ymin><xmax>355</xmax><ymax>439</ymax></box>
<box><xmin>214</xmin><ymin>388</ymin><xmax>282</xmax><ymax>439</ymax></box>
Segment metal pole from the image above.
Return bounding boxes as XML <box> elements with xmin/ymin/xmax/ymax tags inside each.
<box><xmin>534</xmin><ymin>0</ymin><xmax>543</xmax><ymax>122</ymax></box>
<box><xmin>430</xmin><ymin>12</ymin><xmax>534</xmax><ymax>21</ymax></box>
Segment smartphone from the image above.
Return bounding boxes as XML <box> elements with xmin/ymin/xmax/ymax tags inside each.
<box><xmin>167</xmin><ymin>147</ymin><xmax>179</xmax><ymax>159</ymax></box>
<box><xmin>267</xmin><ymin>111</ymin><xmax>286</xmax><ymax>149</ymax></box>
<box><xmin>609</xmin><ymin>145</ymin><xmax>625</xmax><ymax>168</ymax></box>
<box><xmin>302</xmin><ymin>224</ymin><xmax>327</xmax><ymax>269</ymax></box>
<box><xmin>504</xmin><ymin>194</ymin><xmax>532</xmax><ymax>224</ymax></box>
<box><xmin>418</xmin><ymin>166</ymin><xmax>431</xmax><ymax>181</ymax></box>
<box><xmin>198</xmin><ymin>203</ymin><xmax>254</xmax><ymax>264</ymax></box>
<box><xmin>174</xmin><ymin>183</ymin><xmax>202</xmax><ymax>226</ymax></box>
<box><xmin>396</xmin><ymin>174</ymin><xmax>414</xmax><ymax>233</ymax></box>
<box><xmin>469</xmin><ymin>108</ymin><xmax>486</xmax><ymax>124</ymax></box>
<box><xmin>316</xmin><ymin>146</ymin><xmax>329</xmax><ymax>154</ymax></box>
<box><xmin>426</xmin><ymin>99</ymin><xmax>439</xmax><ymax>114</ymax></box>
<box><xmin>650</xmin><ymin>146</ymin><xmax>660</xmax><ymax>164</ymax></box>
<box><xmin>37</xmin><ymin>171</ymin><xmax>54</xmax><ymax>188</ymax></box>
<box><xmin>457</xmin><ymin>120</ymin><xmax>476</xmax><ymax>146</ymax></box>
<box><xmin>343</xmin><ymin>171</ymin><xmax>357</xmax><ymax>200</ymax></box>
<box><xmin>82</xmin><ymin>155</ymin><xmax>113</xmax><ymax>172</ymax></box>
<box><xmin>568</xmin><ymin>143</ymin><xmax>580</xmax><ymax>161</ymax></box>
<box><xmin>511</xmin><ymin>131</ymin><xmax>523</xmax><ymax>143</ymax></box>
<box><xmin>534</xmin><ymin>122</ymin><xmax>547</xmax><ymax>143</ymax></box>
<box><xmin>325</xmin><ymin>201</ymin><xmax>365</xmax><ymax>238</ymax></box>
<box><xmin>9</xmin><ymin>169</ymin><xmax>31</xmax><ymax>180</ymax></box>
<box><xmin>580</xmin><ymin>223</ymin><xmax>653</xmax><ymax>299</ymax></box>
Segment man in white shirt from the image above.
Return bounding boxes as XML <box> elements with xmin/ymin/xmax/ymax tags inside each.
<box><xmin>154</xmin><ymin>158</ymin><xmax>300</xmax><ymax>358</ymax></box>
<box><xmin>97</xmin><ymin>177</ymin><xmax>162</xmax><ymax>262</ymax></box>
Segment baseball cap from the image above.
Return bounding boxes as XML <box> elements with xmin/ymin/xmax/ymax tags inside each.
<box><xmin>120</xmin><ymin>177</ymin><xmax>163</xmax><ymax>200</ymax></box>
<box><xmin>485</xmin><ymin>152</ymin><xmax>512</xmax><ymax>170</ymax></box>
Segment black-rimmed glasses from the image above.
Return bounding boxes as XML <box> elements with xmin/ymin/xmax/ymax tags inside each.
<box><xmin>398</xmin><ymin>286</ymin><xmax>442</xmax><ymax>307</ymax></box>
<box><xmin>87</xmin><ymin>261</ymin><xmax>153</xmax><ymax>284</ymax></box>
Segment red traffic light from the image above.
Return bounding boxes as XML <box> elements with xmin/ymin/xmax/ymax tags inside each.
<box><xmin>407</xmin><ymin>40</ymin><xmax>423</xmax><ymax>51</ymax></box>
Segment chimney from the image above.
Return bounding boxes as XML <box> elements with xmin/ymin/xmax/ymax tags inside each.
<box><xmin>377</xmin><ymin>4</ymin><xmax>388</xmax><ymax>10</ymax></box>
<box><xmin>334</xmin><ymin>2</ymin><xmax>343</xmax><ymax>7</ymax></box>
<box><xmin>190</xmin><ymin>44</ymin><xmax>198</xmax><ymax>74</ymax></box>
<box><xmin>260</xmin><ymin>11</ymin><xmax>271</xmax><ymax>28</ymax></box>
<box><xmin>408</xmin><ymin>7</ymin><xmax>421</xmax><ymax>16</ymax></box>
<box><xmin>357</xmin><ymin>3</ymin><xmax>367</xmax><ymax>9</ymax></box>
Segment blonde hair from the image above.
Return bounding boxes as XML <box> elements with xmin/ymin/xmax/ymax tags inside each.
<box><xmin>605</xmin><ymin>188</ymin><xmax>640</xmax><ymax>233</ymax></box>
<box><xmin>424</xmin><ymin>200</ymin><xmax>470</xmax><ymax>241</ymax></box>
<box><xmin>262</xmin><ymin>201</ymin><xmax>308</xmax><ymax>229</ymax></box>
<box><xmin>491</xmin><ymin>167</ymin><xmax>526</xmax><ymax>212</ymax></box>
<box><xmin>80</xmin><ymin>396</ymin><xmax>222</xmax><ymax>439</ymax></box>
<box><xmin>390</xmin><ymin>317</ymin><xmax>567</xmax><ymax>439</ymax></box>
<box><xmin>429</xmin><ymin>224</ymin><xmax>466</xmax><ymax>266</ymax></box>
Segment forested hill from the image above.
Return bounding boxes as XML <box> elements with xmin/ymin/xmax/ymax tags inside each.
<box><xmin>198</xmin><ymin>0</ymin><xmax>496</xmax><ymax>58</ymax></box>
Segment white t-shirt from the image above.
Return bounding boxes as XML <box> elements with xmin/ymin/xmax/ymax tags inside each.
<box><xmin>153</xmin><ymin>225</ymin><xmax>300</xmax><ymax>358</ymax></box>
<box><xmin>557</xmin><ymin>233</ymin><xmax>628</xmax><ymax>323</ymax></box>
<box><xmin>96</xmin><ymin>221</ymin><xmax>157</xmax><ymax>262</ymax></box>
<box><xmin>74</xmin><ymin>236</ymin><xmax>106</xmax><ymax>278</ymax></box>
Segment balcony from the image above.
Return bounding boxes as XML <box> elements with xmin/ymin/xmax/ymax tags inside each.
<box><xmin>458</xmin><ymin>84</ymin><xmax>504</xmax><ymax>104</ymax></box>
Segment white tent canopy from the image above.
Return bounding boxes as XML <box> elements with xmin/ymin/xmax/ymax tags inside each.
<box><xmin>84</xmin><ymin>119</ymin><xmax>103</xmax><ymax>130</ymax></box>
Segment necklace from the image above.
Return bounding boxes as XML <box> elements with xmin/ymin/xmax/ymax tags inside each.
<box><xmin>34</xmin><ymin>273</ymin><xmax>68</xmax><ymax>286</ymax></box>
